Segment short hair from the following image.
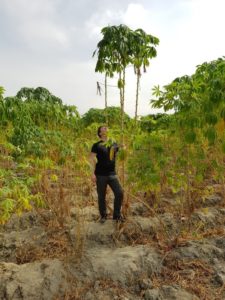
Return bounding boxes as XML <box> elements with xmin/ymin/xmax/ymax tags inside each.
<box><xmin>97</xmin><ymin>126</ymin><xmax>103</xmax><ymax>137</ymax></box>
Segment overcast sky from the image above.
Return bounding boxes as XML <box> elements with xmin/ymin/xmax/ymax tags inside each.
<box><xmin>0</xmin><ymin>0</ymin><xmax>224</xmax><ymax>116</ymax></box>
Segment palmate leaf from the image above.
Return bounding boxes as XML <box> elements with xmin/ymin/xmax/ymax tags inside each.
<box><xmin>0</xmin><ymin>198</ymin><xmax>15</xmax><ymax>212</ymax></box>
<box><xmin>202</xmin><ymin>101</ymin><xmax>214</xmax><ymax>113</ymax></box>
<box><xmin>205</xmin><ymin>127</ymin><xmax>217</xmax><ymax>144</ymax></box>
<box><xmin>209</xmin><ymin>93</ymin><xmax>222</xmax><ymax>105</ymax></box>
<box><xmin>31</xmin><ymin>193</ymin><xmax>46</xmax><ymax>208</ymax></box>
<box><xmin>153</xmin><ymin>144</ymin><xmax>164</xmax><ymax>154</ymax></box>
<box><xmin>50</xmin><ymin>174</ymin><xmax>58</xmax><ymax>182</ymax></box>
<box><xmin>0</xmin><ymin>198</ymin><xmax>15</xmax><ymax>223</ymax></box>
<box><xmin>195</xmin><ymin>174</ymin><xmax>204</xmax><ymax>183</ymax></box>
<box><xmin>17</xmin><ymin>196</ymin><xmax>32</xmax><ymax>211</ymax></box>
<box><xmin>0</xmin><ymin>86</ymin><xmax>5</xmax><ymax>100</ymax></box>
<box><xmin>205</xmin><ymin>113</ymin><xmax>218</xmax><ymax>125</ymax></box>
<box><xmin>185</xmin><ymin>116</ymin><xmax>200</xmax><ymax>128</ymax></box>
<box><xmin>152</xmin><ymin>85</ymin><xmax>161</xmax><ymax>97</ymax></box>
<box><xmin>148</xmin><ymin>172</ymin><xmax>160</xmax><ymax>185</ymax></box>
<box><xmin>184</xmin><ymin>131</ymin><xmax>196</xmax><ymax>144</ymax></box>
<box><xmin>0</xmin><ymin>187</ymin><xmax>12</xmax><ymax>198</ymax></box>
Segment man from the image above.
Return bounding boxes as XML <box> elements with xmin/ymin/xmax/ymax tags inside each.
<box><xmin>90</xmin><ymin>126</ymin><xmax>124</xmax><ymax>223</ymax></box>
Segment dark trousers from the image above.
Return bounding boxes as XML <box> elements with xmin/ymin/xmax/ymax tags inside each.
<box><xmin>96</xmin><ymin>175</ymin><xmax>123</xmax><ymax>219</ymax></box>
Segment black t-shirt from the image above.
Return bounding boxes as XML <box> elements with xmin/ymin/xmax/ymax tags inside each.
<box><xmin>91</xmin><ymin>140</ymin><xmax>119</xmax><ymax>176</ymax></box>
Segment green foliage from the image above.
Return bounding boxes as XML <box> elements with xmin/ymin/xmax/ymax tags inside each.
<box><xmin>93</xmin><ymin>25</ymin><xmax>160</xmax><ymax>126</ymax></box>
<box><xmin>16</xmin><ymin>87</ymin><xmax>62</xmax><ymax>104</ymax></box>
<box><xmin>184</xmin><ymin>131</ymin><xmax>197</xmax><ymax>144</ymax></box>
<box><xmin>139</xmin><ymin>113</ymin><xmax>173</xmax><ymax>132</ymax></box>
<box><xmin>105</xmin><ymin>106</ymin><xmax>130</xmax><ymax>126</ymax></box>
<box><xmin>82</xmin><ymin>106</ymin><xmax>130</xmax><ymax>127</ymax></box>
<box><xmin>204</xmin><ymin>127</ymin><xmax>217</xmax><ymax>145</ymax></box>
<box><xmin>82</xmin><ymin>108</ymin><xmax>105</xmax><ymax>126</ymax></box>
<box><xmin>0</xmin><ymin>166</ymin><xmax>45</xmax><ymax>224</ymax></box>
<box><xmin>0</xmin><ymin>86</ymin><xmax>5</xmax><ymax>100</ymax></box>
<box><xmin>0</xmin><ymin>86</ymin><xmax>80</xmax><ymax>223</ymax></box>
<box><xmin>205</xmin><ymin>113</ymin><xmax>218</xmax><ymax>125</ymax></box>
<box><xmin>1</xmin><ymin>57</ymin><xmax>225</xmax><ymax>224</ymax></box>
<box><xmin>93</xmin><ymin>25</ymin><xmax>132</xmax><ymax>74</ymax></box>
<box><xmin>131</xmin><ymin>28</ymin><xmax>159</xmax><ymax>74</ymax></box>
<box><xmin>2</xmin><ymin>88</ymin><xmax>80</xmax><ymax>132</ymax></box>
<box><xmin>151</xmin><ymin>57</ymin><xmax>225</xmax><ymax>146</ymax></box>
<box><xmin>127</xmin><ymin>132</ymin><xmax>165</xmax><ymax>192</ymax></box>
<box><xmin>94</xmin><ymin>25</ymin><xmax>159</xmax><ymax>77</ymax></box>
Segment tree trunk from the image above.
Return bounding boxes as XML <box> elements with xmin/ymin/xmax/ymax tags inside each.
<box><xmin>119</xmin><ymin>72</ymin><xmax>123</xmax><ymax>132</ymax></box>
<box><xmin>104</xmin><ymin>74</ymin><xmax>108</xmax><ymax>125</ymax></box>
<box><xmin>121</xmin><ymin>69</ymin><xmax>125</xmax><ymax>186</ymax></box>
<box><xmin>135</xmin><ymin>72</ymin><xmax>140</xmax><ymax>125</ymax></box>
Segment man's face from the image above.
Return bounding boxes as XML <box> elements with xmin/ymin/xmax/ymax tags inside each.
<box><xmin>99</xmin><ymin>126</ymin><xmax>108</xmax><ymax>138</ymax></box>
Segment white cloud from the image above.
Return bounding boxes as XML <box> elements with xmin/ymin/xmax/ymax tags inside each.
<box><xmin>2</xmin><ymin>0</ymin><xmax>69</xmax><ymax>50</ymax></box>
<box><xmin>112</xmin><ymin>0</ymin><xmax>225</xmax><ymax>115</ymax></box>
<box><xmin>2</xmin><ymin>0</ymin><xmax>56</xmax><ymax>19</ymax></box>
<box><xmin>1</xmin><ymin>0</ymin><xmax>225</xmax><ymax>117</ymax></box>
<box><xmin>85</xmin><ymin>9</ymin><xmax>124</xmax><ymax>39</ymax></box>
<box><xmin>20</xmin><ymin>20</ymin><xmax>70</xmax><ymax>49</ymax></box>
<box><xmin>178</xmin><ymin>0</ymin><xmax>225</xmax><ymax>59</ymax></box>
<box><xmin>122</xmin><ymin>3</ymin><xmax>151</xmax><ymax>30</ymax></box>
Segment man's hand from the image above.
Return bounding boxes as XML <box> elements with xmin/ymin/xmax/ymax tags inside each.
<box><xmin>90</xmin><ymin>152</ymin><xmax>97</xmax><ymax>183</ymax></box>
<box><xmin>91</xmin><ymin>174</ymin><xmax>96</xmax><ymax>183</ymax></box>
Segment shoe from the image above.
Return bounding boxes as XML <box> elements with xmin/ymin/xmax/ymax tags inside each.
<box><xmin>99</xmin><ymin>216</ymin><xmax>107</xmax><ymax>224</ymax></box>
<box><xmin>113</xmin><ymin>216</ymin><xmax>126</xmax><ymax>223</ymax></box>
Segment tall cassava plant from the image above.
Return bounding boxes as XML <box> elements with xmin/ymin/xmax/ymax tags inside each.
<box><xmin>151</xmin><ymin>57</ymin><xmax>225</xmax><ymax>210</ymax></box>
<box><xmin>93</xmin><ymin>25</ymin><xmax>132</xmax><ymax>138</ymax></box>
<box><xmin>93</xmin><ymin>31</ymin><xmax>115</xmax><ymax>126</ymax></box>
<box><xmin>131</xmin><ymin>29</ymin><xmax>159</xmax><ymax>124</ymax></box>
<box><xmin>93</xmin><ymin>24</ymin><xmax>134</xmax><ymax>186</ymax></box>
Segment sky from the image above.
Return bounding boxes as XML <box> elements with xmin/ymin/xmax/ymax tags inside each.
<box><xmin>0</xmin><ymin>0</ymin><xmax>225</xmax><ymax>117</ymax></box>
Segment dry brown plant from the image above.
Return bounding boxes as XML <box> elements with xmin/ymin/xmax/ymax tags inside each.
<box><xmin>15</xmin><ymin>228</ymin><xmax>75</xmax><ymax>264</ymax></box>
<box><xmin>112</xmin><ymin>218</ymin><xmax>153</xmax><ymax>247</ymax></box>
<box><xmin>151</xmin><ymin>255</ymin><xmax>221</xmax><ymax>300</ymax></box>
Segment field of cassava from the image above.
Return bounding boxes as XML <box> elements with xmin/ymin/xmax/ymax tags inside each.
<box><xmin>0</xmin><ymin>54</ymin><xmax>225</xmax><ymax>299</ymax></box>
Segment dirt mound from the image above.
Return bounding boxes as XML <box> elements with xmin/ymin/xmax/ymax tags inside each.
<box><xmin>0</xmin><ymin>193</ymin><xmax>224</xmax><ymax>300</ymax></box>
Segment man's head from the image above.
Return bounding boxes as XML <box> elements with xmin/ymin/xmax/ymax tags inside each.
<box><xmin>97</xmin><ymin>126</ymin><xmax>108</xmax><ymax>138</ymax></box>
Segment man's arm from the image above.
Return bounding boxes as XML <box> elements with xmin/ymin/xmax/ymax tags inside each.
<box><xmin>90</xmin><ymin>152</ymin><xmax>97</xmax><ymax>182</ymax></box>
